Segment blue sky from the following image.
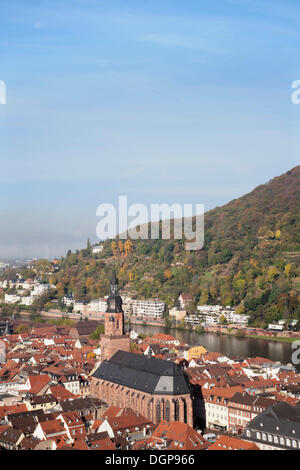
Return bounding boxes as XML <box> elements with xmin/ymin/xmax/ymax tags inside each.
<box><xmin>0</xmin><ymin>0</ymin><xmax>300</xmax><ymax>258</ymax></box>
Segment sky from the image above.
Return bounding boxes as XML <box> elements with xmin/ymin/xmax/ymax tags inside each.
<box><xmin>0</xmin><ymin>0</ymin><xmax>300</xmax><ymax>259</ymax></box>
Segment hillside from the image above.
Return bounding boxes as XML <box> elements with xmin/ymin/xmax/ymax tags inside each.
<box><xmin>204</xmin><ymin>165</ymin><xmax>300</xmax><ymax>258</ymax></box>
<box><xmin>3</xmin><ymin>167</ymin><xmax>300</xmax><ymax>327</ymax></box>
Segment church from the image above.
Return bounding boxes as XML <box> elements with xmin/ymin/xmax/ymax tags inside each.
<box><xmin>90</xmin><ymin>273</ymin><xmax>202</xmax><ymax>427</ymax></box>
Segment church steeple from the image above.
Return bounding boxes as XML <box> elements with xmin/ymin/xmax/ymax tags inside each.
<box><xmin>106</xmin><ymin>272</ymin><xmax>123</xmax><ymax>313</ymax></box>
<box><xmin>110</xmin><ymin>271</ymin><xmax>118</xmax><ymax>295</ymax></box>
<box><xmin>101</xmin><ymin>271</ymin><xmax>130</xmax><ymax>361</ymax></box>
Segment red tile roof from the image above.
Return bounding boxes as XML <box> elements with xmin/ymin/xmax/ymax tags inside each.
<box><xmin>151</xmin><ymin>420</ymin><xmax>208</xmax><ymax>450</ymax></box>
<box><xmin>207</xmin><ymin>435</ymin><xmax>259</xmax><ymax>451</ymax></box>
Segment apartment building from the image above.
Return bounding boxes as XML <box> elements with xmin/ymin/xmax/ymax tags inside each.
<box><xmin>243</xmin><ymin>402</ymin><xmax>300</xmax><ymax>450</ymax></box>
<box><xmin>4</xmin><ymin>294</ymin><xmax>21</xmax><ymax>304</ymax></box>
<box><xmin>204</xmin><ymin>387</ymin><xmax>243</xmax><ymax>432</ymax></box>
<box><xmin>228</xmin><ymin>392</ymin><xmax>276</xmax><ymax>435</ymax></box>
<box><xmin>131</xmin><ymin>299</ymin><xmax>165</xmax><ymax>319</ymax></box>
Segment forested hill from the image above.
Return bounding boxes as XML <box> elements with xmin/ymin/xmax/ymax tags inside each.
<box><xmin>203</xmin><ymin>165</ymin><xmax>300</xmax><ymax>259</ymax></box>
<box><xmin>5</xmin><ymin>166</ymin><xmax>300</xmax><ymax>327</ymax></box>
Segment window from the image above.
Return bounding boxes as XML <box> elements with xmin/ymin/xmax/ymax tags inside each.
<box><xmin>246</xmin><ymin>430</ymin><xmax>251</xmax><ymax>437</ymax></box>
<box><xmin>165</xmin><ymin>401</ymin><xmax>170</xmax><ymax>422</ymax></box>
<box><xmin>156</xmin><ymin>401</ymin><xmax>161</xmax><ymax>422</ymax></box>
<box><xmin>174</xmin><ymin>400</ymin><xmax>179</xmax><ymax>422</ymax></box>
<box><xmin>256</xmin><ymin>432</ymin><xmax>261</xmax><ymax>440</ymax></box>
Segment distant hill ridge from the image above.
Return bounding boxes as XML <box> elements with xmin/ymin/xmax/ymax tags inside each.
<box><xmin>7</xmin><ymin>166</ymin><xmax>299</xmax><ymax>327</ymax></box>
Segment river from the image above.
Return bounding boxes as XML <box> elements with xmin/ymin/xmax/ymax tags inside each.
<box><xmin>134</xmin><ymin>324</ymin><xmax>298</xmax><ymax>369</ymax></box>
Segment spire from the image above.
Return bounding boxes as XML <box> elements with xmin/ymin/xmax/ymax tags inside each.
<box><xmin>111</xmin><ymin>271</ymin><xmax>118</xmax><ymax>285</ymax></box>
<box><xmin>110</xmin><ymin>271</ymin><xmax>119</xmax><ymax>295</ymax></box>
<box><xmin>107</xmin><ymin>272</ymin><xmax>123</xmax><ymax>313</ymax></box>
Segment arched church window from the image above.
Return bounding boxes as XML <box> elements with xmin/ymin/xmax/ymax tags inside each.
<box><xmin>165</xmin><ymin>401</ymin><xmax>170</xmax><ymax>422</ymax></box>
<box><xmin>156</xmin><ymin>401</ymin><xmax>161</xmax><ymax>422</ymax></box>
<box><xmin>174</xmin><ymin>400</ymin><xmax>179</xmax><ymax>421</ymax></box>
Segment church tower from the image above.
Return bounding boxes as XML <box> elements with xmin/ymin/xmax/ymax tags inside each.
<box><xmin>100</xmin><ymin>272</ymin><xmax>130</xmax><ymax>361</ymax></box>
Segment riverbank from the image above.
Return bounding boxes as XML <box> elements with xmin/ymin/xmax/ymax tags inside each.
<box><xmin>131</xmin><ymin>320</ymin><xmax>299</xmax><ymax>345</ymax></box>
<box><xmin>246</xmin><ymin>334</ymin><xmax>296</xmax><ymax>344</ymax></box>
<box><xmin>203</xmin><ymin>327</ymin><xmax>299</xmax><ymax>344</ymax></box>
<box><xmin>7</xmin><ymin>309</ymin><xmax>298</xmax><ymax>367</ymax></box>
<box><xmin>15</xmin><ymin>310</ymin><xmax>299</xmax><ymax>345</ymax></box>
<box><xmin>134</xmin><ymin>323</ymin><xmax>298</xmax><ymax>369</ymax></box>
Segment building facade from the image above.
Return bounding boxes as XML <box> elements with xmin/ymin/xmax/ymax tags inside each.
<box><xmin>242</xmin><ymin>402</ymin><xmax>300</xmax><ymax>450</ymax></box>
<box><xmin>131</xmin><ymin>299</ymin><xmax>165</xmax><ymax>319</ymax></box>
<box><xmin>90</xmin><ymin>273</ymin><xmax>203</xmax><ymax>428</ymax></box>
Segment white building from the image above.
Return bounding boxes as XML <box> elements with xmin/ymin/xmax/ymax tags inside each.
<box><xmin>197</xmin><ymin>305</ymin><xmax>249</xmax><ymax>326</ymax></box>
<box><xmin>178</xmin><ymin>293</ymin><xmax>192</xmax><ymax>310</ymax></box>
<box><xmin>4</xmin><ymin>294</ymin><xmax>21</xmax><ymax>304</ymax></box>
<box><xmin>205</xmin><ymin>393</ymin><xmax>230</xmax><ymax>432</ymax></box>
<box><xmin>132</xmin><ymin>299</ymin><xmax>165</xmax><ymax>319</ymax></box>
<box><xmin>87</xmin><ymin>298</ymin><xmax>107</xmax><ymax>313</ymax></box>
<box><xmin>88</xmin><ymin>299</ymin><xmax>100</xmax><ymax>312</ymax></box>
<box><xmin>92</xmin><ymin>245</ymin><xmax>104</xmax><ymax>254</ymax></box>
<box><xmin>225</xmin><ymin>313</ymin><xmax>250</xmax><ymax>326</ymax></box>
<box><xmin>31</xmin><ymin>283</ymin><xmax>53</xmax><ymax>297</ymax></box>
<box><xmin>268</xmin><ymin>323</ymin><xmax>284</xmax><ymax>331</ymax></box>
<box><xmin>184</xmin><ymin>314</ymin><xmax>201</xmax><ymax>324</ymax></box>
<box><xmin>0</xmin><ymin>262</ymin><xmax>9</xmax><ymax>270</ymax></box>
<box><xmin>122</xmin><ymin>296</ymin><xmax>133</xmax><ymax>316</ymax></box>
<box><xmin>61</xmin><ymin>294</ymin><xmax>74</xmax><ymax>307</ymax></box>
<box><xmin>198</xmin><ymin>305</ymin><xmax>223</xmax><ymax>313</ymax></box>
<box><xmin>204</xmin><ymin>315</ymin><xmax>220</xmax><ymax>325</ymax></box>
<box><xmin>20</xmin><ymin>296</ymin><xmax>34</xmax><ymax>306</ymax></box>
<box><xmin>99</xmin><ymin>298</ymin><xmax>107</xmax><ymax>312</ymax></box>
<box><xmin>130</xmin><ymin>330</ymin><xmax>139</xmax><ymax>341</ymax></box>
<box><xmin>73</xmin><ymin>302</ymin><xmax>87</xmax><ymax>314</ymax></box>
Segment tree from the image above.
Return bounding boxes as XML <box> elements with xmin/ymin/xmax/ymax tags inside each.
<box><xmin>235</xmin><ymin>329</ymin><xmax>246</xmax><ymax>337</ymax></box>
<box><xmin>111</xmin><ymin>241</ymin><xmax>118</xmax><ymax>256</ymax></box>
<box><xmin>275</xmin><ymin>229</ymin><xmax>281</xmax><ymax>240</ymax></box>
<box><xmin>164</xmin><ymin>269</ymin><xmax>173</xmax><ymax>280</ymax></box>
<box><xmin>199</xmin><ymin>287</ymin><xmax>209</xmax><ymax>305</ymax></box>
<box><xmin>267</xmin><ymin>267</ymin><xmax>280</xmax><ymax>282</ymax></box>
<box><xmin>15</xmin><ymin>324</ymin><xmax>29</xmax><ymax>334</ymax></box>
<box><xmin>124</xmin><ymin>239</ymin><xmax>133</xmax><ymax>256</ymax></box>
<box><xmin>284</xmin><ymin>263</ymin><xmax>295</xmax><ymax>279</ymax></box>
<box><xmin>35</xmin><ymin>259</ymin><xmax>52</xmax><ymax>278</ymax></box>
<box><xmin>89</xmin><ymin>324</ymin><xmax>105</xmax><ymax>339</ymax></box>
<box><xmin>236</xmin><ymin>304</ymin><xmax>245</xmax><ymax>315</ymax></box>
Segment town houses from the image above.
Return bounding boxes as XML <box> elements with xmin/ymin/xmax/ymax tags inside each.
<box><xmin>0</xmin><ymin>275</ymin><xmax>300</xmax><ymax>450</ymax></box>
